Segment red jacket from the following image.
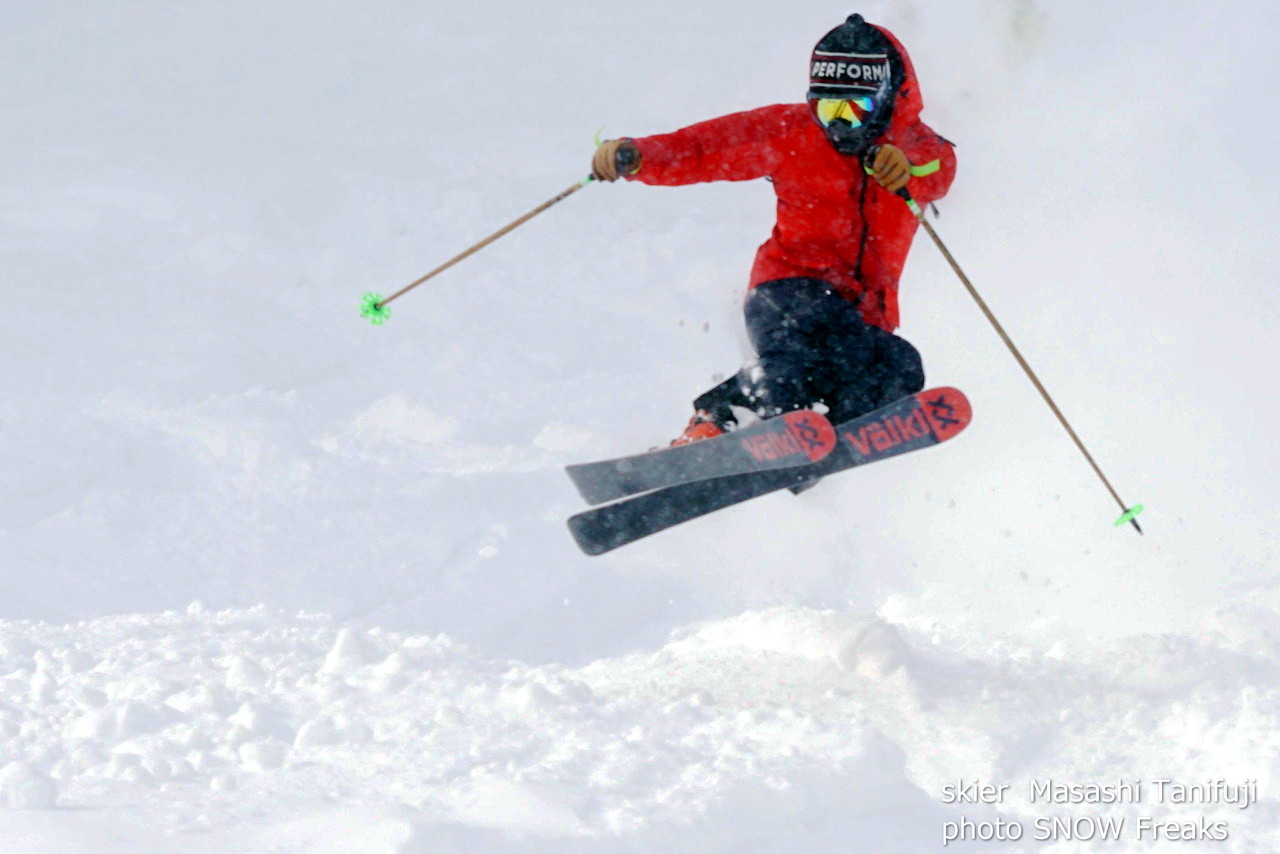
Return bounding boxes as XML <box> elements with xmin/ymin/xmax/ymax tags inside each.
<box><xmin>626</xmin><ymin>29</ymin><xmax>955</xmax><ymax>332</ymax></box>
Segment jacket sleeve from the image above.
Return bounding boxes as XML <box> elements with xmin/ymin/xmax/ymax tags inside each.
<box><xmin>625</xmin><ymin>105</ymin><xmax>798</xmax><ymax>186</ymax></box>
<box><xmin>887</xmin><ymin>119</ymin><xmax>956</xmax><ymax>206</ymax></box>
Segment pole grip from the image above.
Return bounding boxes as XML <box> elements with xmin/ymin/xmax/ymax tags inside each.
<box><xmin>615</xmin><ymin>144</ymin><xmax>641</xmax><ymax>176</ymax></box>
<box><xmin>863</xmin><ymin>145</ymin><xmax>923</xmax><ymax>217</ymax></box>
<box><xmin>896</xmin><ymin>188</ymin><xmax>923</xmax><ymax>218</ymax></box>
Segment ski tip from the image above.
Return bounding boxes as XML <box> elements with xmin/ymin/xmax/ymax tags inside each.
<box><xmin>563</xmin><ymin>463</ymin><xmax>610</xmax><ymax>506</ymax></box>
<box><xmin>566</xmin><ymin>515</ymin><xmax>613</xmax><ymax>557</ymax></box>
<box><xmin>914</xmin><ymin>387</ymin><xmax>972</xmax><ymax>440</ymax></box>
<box><xmin>780</xmin><ymin>409</ymin><xmax>837</xmax><ymax>462</ymax></box>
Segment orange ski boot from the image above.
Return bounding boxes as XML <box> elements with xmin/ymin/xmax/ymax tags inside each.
<box><xmin>670</xmin><ymin>410</ymin><xmax>728</xmax><ymax>446</ymax></box>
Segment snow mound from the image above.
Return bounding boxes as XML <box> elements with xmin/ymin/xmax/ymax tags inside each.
<box><xmin>0</xmin><ymin>603</ymin><xmax>1278</xmax><ymax>850</ymax></box>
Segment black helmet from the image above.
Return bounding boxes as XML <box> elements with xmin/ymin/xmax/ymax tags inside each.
<box><xmin>807</xmin><ymin>14</ymin><xmax>906</xmax><ymax>155</ymax></box>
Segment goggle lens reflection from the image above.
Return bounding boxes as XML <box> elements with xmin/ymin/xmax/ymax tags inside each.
<box><xmin>814</xmin><ymin>97</ymin><xmax>875</xmax><ymax>128</ymax></box>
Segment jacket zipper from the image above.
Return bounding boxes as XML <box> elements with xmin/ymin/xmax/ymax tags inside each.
<box><xmin>853</xmin><ymin>170</ymin><xmax>870</xmax><ymax>285</ymax></box>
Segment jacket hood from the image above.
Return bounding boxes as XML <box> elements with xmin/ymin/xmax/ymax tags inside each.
<box><xmin>876</xmin><ymin>24</ymin><xmax>924</xmax><ymax>130</ymax></box>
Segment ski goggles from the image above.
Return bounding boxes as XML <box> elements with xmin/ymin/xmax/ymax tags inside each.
<box><xmin>813</xmin><ymin>96</ymin><xmax>875</xmax><ymax>128</ymax></box>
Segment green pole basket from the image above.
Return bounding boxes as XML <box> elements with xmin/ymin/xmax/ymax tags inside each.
<box><xmin>1114</xmin><ymin>504</ymin><xmax>1145</xmax><ymax>528</ymax></box>
<box><xmin>360</xmin><ymin>292</ymin><xmax>391</xmax><ymax>325</ymax></box>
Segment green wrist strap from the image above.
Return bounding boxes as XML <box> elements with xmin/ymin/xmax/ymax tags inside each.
<box><xmin>866</xmin><ymin>158</ymin><xmax>942</xmax><ymax>178</ymax></box>
<box><xmin>910</xmin><ymin>159</ymin><xmax>941</xmax><ymax>177</ymax></box>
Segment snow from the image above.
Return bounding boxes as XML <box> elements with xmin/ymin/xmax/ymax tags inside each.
<box><xmin>4</xmin><ymin>0</ymin><xmax>1280</xmax><ymax>850</ymax></box>
<box><xmin>1</xmin><ymin>605</ymin><xmax>1279</xmax><ymax>851</ymax></box>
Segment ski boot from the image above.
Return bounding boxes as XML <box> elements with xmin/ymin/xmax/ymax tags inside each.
<box><xmin>670</xmin><ymin>410</ymin><xmax>729</xmax><ymax>446</ymax></box>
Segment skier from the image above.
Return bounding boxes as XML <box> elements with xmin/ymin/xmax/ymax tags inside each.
<box><xmin>591</xmin><ymin>14</ymin><xmax>956</xmax><ymax>445</ymax></box>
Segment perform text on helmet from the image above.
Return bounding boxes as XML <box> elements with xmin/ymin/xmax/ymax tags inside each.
<box><xmin>810</xmin><ymin>61</ymin><xmax>887</xmax><ymax>83</ymax></box>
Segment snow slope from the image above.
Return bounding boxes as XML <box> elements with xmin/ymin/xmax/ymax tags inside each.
<box><xmin>2</xmin><ymin>599</ymin><xmax>1279</xmax><ymax>852</ymax></box>
<box><xmin>3</xmin><ymin>0</ymin><xmax>1280</xmax><ymax>850</ymax></box>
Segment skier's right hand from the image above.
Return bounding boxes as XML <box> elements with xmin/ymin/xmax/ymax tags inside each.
<box><xmin>592</xmin><ymin>139</ymin><xmax>641</xmax><ymax>182</ymax></box>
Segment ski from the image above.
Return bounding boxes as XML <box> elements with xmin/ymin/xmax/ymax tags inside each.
<box><xmin>567</xmin><ymin>387</ymin><xmax>971</xmax><ymax>556</ymax></box>
<box><xmin>566</xmin><ymin>409</ymin><xmax>837</xmax><ymax>505</ymax></box>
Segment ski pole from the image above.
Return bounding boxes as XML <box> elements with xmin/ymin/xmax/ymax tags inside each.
<box><xmin>360</xmin><ymin>176</ymin><xmax>594</xmax><ymax>324</ymax></box>
<box><xmin>896</xmin><ymin>186</ymin><xmax>1144</xmax><ymax>534</ymax></box>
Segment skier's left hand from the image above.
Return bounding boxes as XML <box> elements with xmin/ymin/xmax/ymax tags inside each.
<box><xmin>592</xmin><ymin>139</ymin><xmax>641</xmax><ymax>182</ymax></box>
<box><xmin>871</xmin><ymin>145</ymin><xmax>911</xmax><ymax>193</ymax></box>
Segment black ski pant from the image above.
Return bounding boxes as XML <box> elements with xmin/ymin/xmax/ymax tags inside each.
<box><xmin>695</xmin><ymin>277</ymin><xmax>924</xmax><ymax>426</ymax></box>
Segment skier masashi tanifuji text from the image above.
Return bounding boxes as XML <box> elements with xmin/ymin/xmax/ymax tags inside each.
<box><xmin>591</xmin><ymin>13</ymin><xmax>956</xmax><ymax>445</ymax></box>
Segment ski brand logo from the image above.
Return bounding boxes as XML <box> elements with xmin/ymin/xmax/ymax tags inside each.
<box><xmin>927</xmin><ymin>395</ymin><xmax>960</xmax><ymax>429</ymax></box>
<box><xmin>843</xmin><ymin>408</ymin><xmax>931</xmax><ymax>459</ymax></box>
<box><xmin>838</xmin><ymin>388</ymin><xmax>971</xmax><ymax>462</ymax></box>
<box><xmin>920</xmin><ymin>389</ymin><xmax>970</xmax><ymax>439</ymax></box>
<box><xmin>739</xmin><ymin>431</ymin><xmax>806</xmax><ymax>463</ymax></box>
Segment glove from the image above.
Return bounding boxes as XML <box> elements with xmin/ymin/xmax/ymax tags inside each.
<box><xmin>591</xmin><ymin>139</ymin><xmax>641</xmax><ymax>182</ymax></box>
<box><xmin>870</xmin><ymin>144</ymin><xmax>911</xmax><ymax>193</ymax></box>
